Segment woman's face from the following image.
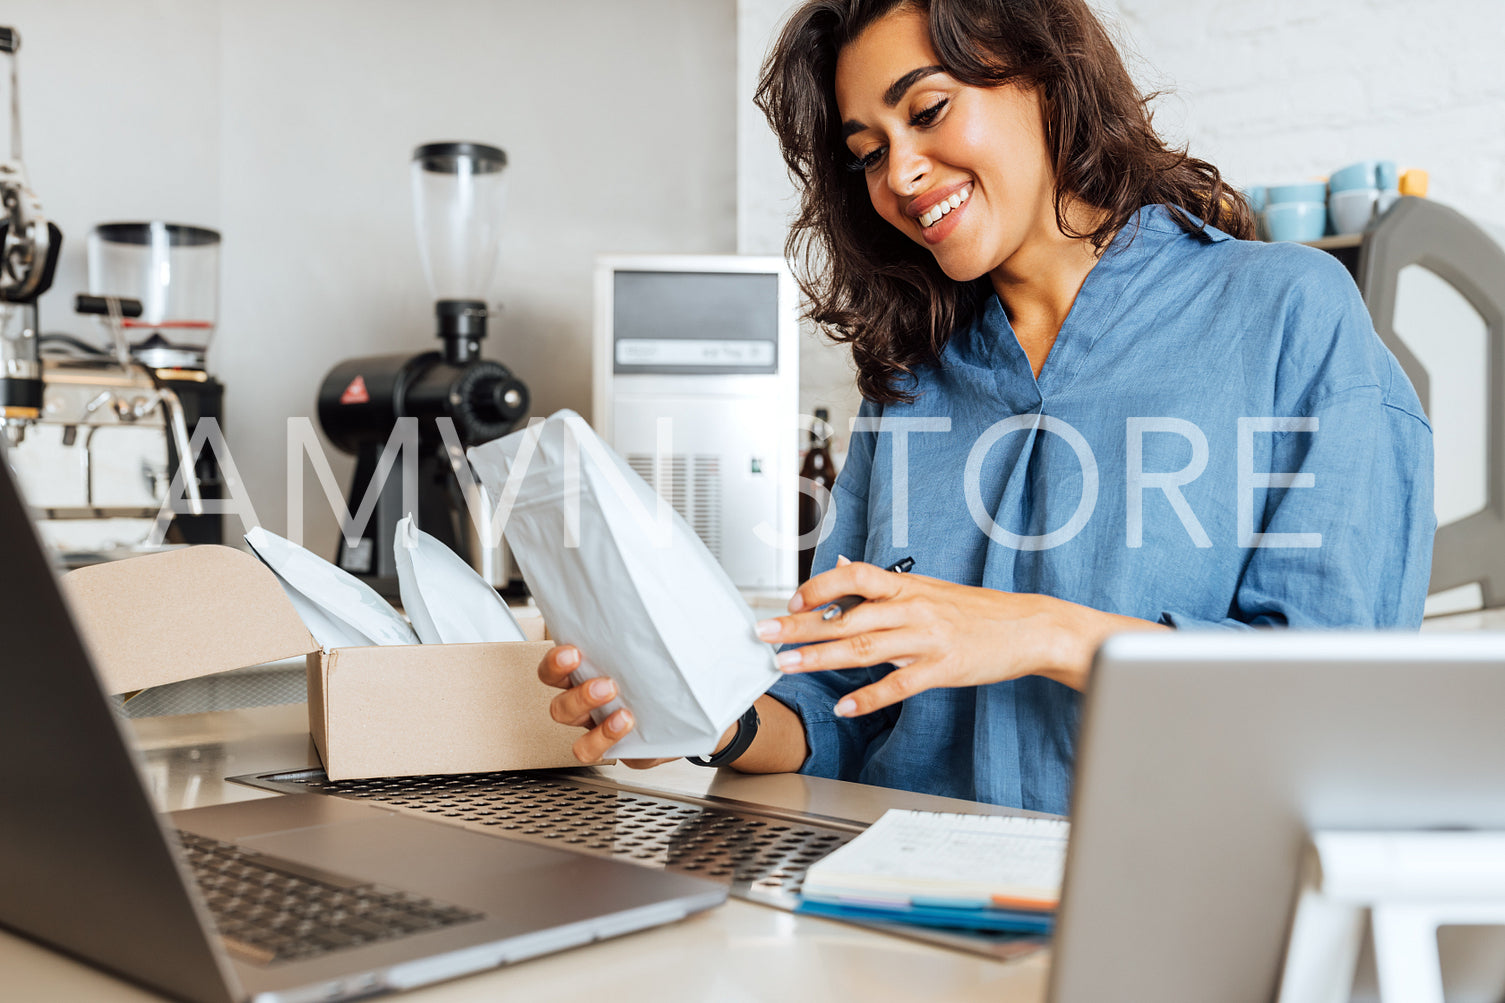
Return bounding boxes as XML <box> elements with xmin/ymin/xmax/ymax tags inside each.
<box><xmin>834</xmin><ymin>7</ymin><xmax>1058</xmax><ymax>281</ymax></box>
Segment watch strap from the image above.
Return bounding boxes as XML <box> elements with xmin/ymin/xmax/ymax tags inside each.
<box><xmin>687</xmin><ymin>704</ymin><xmax>760</xmax><ymax>768</ymax></box>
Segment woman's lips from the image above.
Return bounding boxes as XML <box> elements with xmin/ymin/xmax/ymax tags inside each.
<box><xmin>919</xmin><ymin>193</ymin><xmax>968</xmax><ymax>245</ymax></box>
<box><xmin>914</xmin><ymin>183</ymin><xmax>972</xmax><ymax>227</ymax></box>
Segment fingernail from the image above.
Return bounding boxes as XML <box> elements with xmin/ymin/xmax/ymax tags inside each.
<box><xmin>558</xmin><ymin>647</ymin><xmax>579</xmax><ymax>668</ymax></box>
<box><xmin>787</xmin><ymin>592</ymin><xmax>806</xmax><ymax>613</ymax></box>
<box><xmin>837</xmin><ymin>554</ymin><xmax>851</xmax><ymax>565</ymax></box>
<box><xmin>755</xmin><ymin>619</ymin><xmax>782</xmax><ymax>641</ymax></box>
<box><xmin>775</xmin><ymin>649</ymin><xmax>802</xmax><ymax>671</ymax></box>
<box><xmin>608</xmin><ymin>710</ymin><xmax>633</xmax><ymax>735</ymax></box>
<box><xmin>588</xmin><ymin>678</ymin><xmax>614</xmax><ymax>700</ymax></box>
<box><xmin>834</xmin><ymin>698</ymin><xmax>856</xmax><ymax>717</ymax></box>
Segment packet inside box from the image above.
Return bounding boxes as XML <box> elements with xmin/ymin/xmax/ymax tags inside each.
<box><xmin>62</xmin><ymin>544</ymin><xmax>587</xmax><ymax>780</ymax></box>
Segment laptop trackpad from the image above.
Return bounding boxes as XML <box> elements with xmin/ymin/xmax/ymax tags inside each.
<box><xmin>172</xmin><ymin>793</ymin><xmax>397</xmax><ymax>842</ymax></box>
<box><xmin>236</xmin><ymin>812</ymin><xmax>628</xmax><ymax>908</ymax></box>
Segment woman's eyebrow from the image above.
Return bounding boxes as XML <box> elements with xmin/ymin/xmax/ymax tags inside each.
<box><xmin>883</xmin><ymin>65</ymin><xmax>945</xmax><ymax>106</ymax></box>
<box><xmin>841</xmin><ymin>65</ymin><xmax>946</xmax><ymax>140</ymax></box>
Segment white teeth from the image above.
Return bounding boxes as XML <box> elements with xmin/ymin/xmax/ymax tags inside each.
<box><xmin>919</xmin><ymin>185</ymin><xmax>971</xmax><ymax>228</ymax></box>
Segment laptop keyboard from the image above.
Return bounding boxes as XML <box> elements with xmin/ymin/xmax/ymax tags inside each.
<box><xmin>176</xmin><ymin>831</ymin><xmax>483</xmax><ymax>965</ymax></box>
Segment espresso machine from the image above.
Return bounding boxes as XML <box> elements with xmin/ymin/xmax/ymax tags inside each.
<box><xmin>8</xmin><ymin>222</ymin><xmax>222</xmax><ymax>564</ymax></box>
<box><xmin>81</xmin><ymin>223</ymin><xmax>223</xmax><ymax>543</ymax></box>
<box><xmin>1</xmin><ymin>27</ymin><xmax>207</xmax><ymax>564</ymax></box>
<box><xmin>317</xmin><ymin>142</ymin><xmax>529</xmax><ymax>595</ymax></box>
<box><xmin>0</xmin><ymin>26</ymin><xmax>217</xmax><ymax>564</ymax></box>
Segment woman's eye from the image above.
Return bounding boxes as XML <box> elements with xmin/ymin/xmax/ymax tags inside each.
<box><xmin>911</xmin><ymin>99</ymin><xmax>947</xmax><ymax>127</ymax></box>
<box><xmin>848</xmin><ymin>147</ymin><xmax>886</xmax><ymax>173</ymax></box>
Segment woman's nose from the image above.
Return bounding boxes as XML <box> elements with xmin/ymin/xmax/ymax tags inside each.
<box><xmin>886</xmin><ymin>142</ymin><xmax>927</xmax><ymax>196</ymax></box>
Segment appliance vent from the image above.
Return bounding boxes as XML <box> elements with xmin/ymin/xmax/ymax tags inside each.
<box><xmin>627</xmin><ymin>452</ymin><xmax>723</xmax><ymax>560</ymax></box>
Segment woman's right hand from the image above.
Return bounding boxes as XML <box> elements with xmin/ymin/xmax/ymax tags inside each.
<box><xmin>537</xmin><ymin>644</ymin><xmax>675</xmax><ymax>769</ymax></box>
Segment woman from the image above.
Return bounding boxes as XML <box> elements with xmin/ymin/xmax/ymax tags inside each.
<box><xmin>537</xmin><ymin>0</ymin><xmax>1434</xmax><ymax>814</ymax></box>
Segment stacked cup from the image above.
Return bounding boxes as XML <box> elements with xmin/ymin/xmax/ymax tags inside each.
<box><xmin>1260</xmin><ymin>182</ymin><xmax>1329</xmax><ymax>242</ymax></box>
<box><xmin>1327</xmin><ymin>160</ymin><xmax>1399</xmax><ymax>236</ymax></box>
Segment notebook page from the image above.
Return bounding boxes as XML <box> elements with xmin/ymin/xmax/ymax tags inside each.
<box><xmin>801</xmin><ymin>809</ymin><xmax>1070</xmax><ymax>906</ymax></box>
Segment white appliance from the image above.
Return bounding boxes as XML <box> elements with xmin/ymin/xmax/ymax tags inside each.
<box><xmin>593</xmin><ymin>255</ymin><xmax>799</xmax><ymax>592</ymax></box>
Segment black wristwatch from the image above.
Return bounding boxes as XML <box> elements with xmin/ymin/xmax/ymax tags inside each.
<box><xmin>687</xmin><ymin>704</ymin><xmax>760</xmax><ymax>768</ymax></box>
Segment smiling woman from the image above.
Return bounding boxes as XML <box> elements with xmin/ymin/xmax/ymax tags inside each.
<box><xmin>535</xmin><ymin>0</ymin><xmax>1436</xmax><ymax>814</ymax></box>
<box><xmin>759</xmin><ymin>0</ymin><xmax>1256</xmax><ymax>398</ymax></box>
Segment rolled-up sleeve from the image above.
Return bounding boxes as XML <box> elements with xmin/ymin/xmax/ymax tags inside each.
<box><xmin>767</xmin><ymin>666</ymin><xmax>893</xmax><ymax>779</ymax></box>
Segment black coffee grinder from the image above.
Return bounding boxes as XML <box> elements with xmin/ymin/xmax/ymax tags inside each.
<box><xmin>317</xmin><ymin>142</ymin><xmax>529</xmax><ymax>594</ymax></box>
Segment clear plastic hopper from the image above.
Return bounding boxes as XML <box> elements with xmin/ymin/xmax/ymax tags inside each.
<box><xmin>411</xmin><ymin>142</ymin><xmax>508</xmax><ymax>303</ymax></box>
<box><xmin>86</xmin><ymin>222</ymin><xmax>221</xmax><ymax>369</ymax></box>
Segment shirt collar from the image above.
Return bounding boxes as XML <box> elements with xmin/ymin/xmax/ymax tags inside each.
<box><xmin>1128</xmin><ymin>203</ymin><xmax>1235</xmax><ymax>243</ymax></box>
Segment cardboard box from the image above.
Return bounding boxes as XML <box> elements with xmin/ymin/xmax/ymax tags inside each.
<box><xmin>63</xmin><ymin>544</ymin><xmax>588</xmax><ymax>780</ymax></box>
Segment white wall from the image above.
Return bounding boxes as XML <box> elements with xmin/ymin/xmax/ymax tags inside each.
<box><xmin>10</xmin><ymin>0</ymin><xmax>736</xmax><ymax>558</ymax></box>
<box><xmin>1096</xmin><ymin>0</ymin><xmax>1505</xmax><ymax>221</ymax></box>
<box><xmin>735</xmin><ymin>0</ymin><xmax>1505</xmax><ymax>456</ymax></box>
<box><xmin>738</xmin><ymin>0</ymin><xmax>865</xmax><ymax>457</ymax></box>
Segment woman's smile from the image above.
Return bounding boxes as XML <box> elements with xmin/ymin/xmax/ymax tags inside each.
<box><xmin>912</xmin><ymin>182</ymin><xmax>972</xmax><ymax>242</ymax></box>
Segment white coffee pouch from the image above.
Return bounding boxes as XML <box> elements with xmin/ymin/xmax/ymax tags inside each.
<box><xmin>467</xmin><ymin>410</ymin><xmax>780</xmax><ymax>759</ymax></box>
<box><xmin>393</xmin><ymin>515</ymin><xmax>526</xmax><ymax>645</ymax></box>
<box><xmin>244</xmin><ymin>527</ymin><xmax>417</xmax><ymax>649</ymax></box>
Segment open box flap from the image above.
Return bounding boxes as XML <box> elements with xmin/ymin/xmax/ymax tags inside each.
<box><xmin>63</xmin><ymin>545</ymin><xmax>319</xmax><ymax>695</ymax></box>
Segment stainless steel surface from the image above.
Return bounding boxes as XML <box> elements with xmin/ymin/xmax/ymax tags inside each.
<box><xmin>0</xmin><ymin>24</ymin><xmax>52</xmax><ymax>304</ymax></box>
<box><xmin>447</xmin><ymin>434</ymin><xmax>511</xmax><ymax>589</ymax></box>
<box><xmin>230</xmin><ymin>762</ymin><xmax>1050</xmax><ymax>964</ymax></box>
<box><xmin>156</xmin><ymin>383</ymin><xmax>202</xmax><ymax>513</ymax></box>
<box><xmin>7</xmin><ymin>354</ymin><xmax>210</xmax><ymax>558</ymax></box>
<box><xmin>0</xmin><ymin>163</ymin><xmax>52</xmax><ymax>301</ymax></box>
<box><xmin>13</xmin><ymin>358</ymin><xmax>168</xmax><ymax>518</ymax></box>
<box><xmin>91</xmin><ymin>703</ymin><xmax>1049</xmax><ymax>1002</ymax></box>
<box><xmin>3</xmin><ymin>26</ymin><xmax>19</xmax><ymax>159</ymax></box>
<box><xmin>234</xmin><ymin>768</ymin><xmax>861</xmax><ymax>905</ymax></box>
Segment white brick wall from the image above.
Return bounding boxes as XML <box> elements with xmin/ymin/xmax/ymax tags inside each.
<box><xmin>738</xmin><ymin>0</ymin><xmax>1505</xmax><ymax>451</ymax></box>
<box><xmin>1098</xmin><ymin>0</ymin><xmax>1505</xmax><ymax>219</ymax></box>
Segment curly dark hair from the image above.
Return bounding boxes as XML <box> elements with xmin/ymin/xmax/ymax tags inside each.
<box><xmin>754</xmin><ymin>0</ymin><xmax>1255</xmax><ymax>404</ymax></box>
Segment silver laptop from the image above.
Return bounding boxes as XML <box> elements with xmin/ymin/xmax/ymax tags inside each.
<box><xmin>1051</xmin><ymin>630</ymin><xmax>1505</xmax><ymax>1003</ymax></box>
<box><xmin>0</xmin><ymin>453</ymin><xmax>725</xmax><ymax>1003</ymax></box>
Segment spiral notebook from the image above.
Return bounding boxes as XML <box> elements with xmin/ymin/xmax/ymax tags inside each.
<box><xmin>797</xmin><ymin>810</ymin><xmax>1069</xmax><ymax>931</ymax></box>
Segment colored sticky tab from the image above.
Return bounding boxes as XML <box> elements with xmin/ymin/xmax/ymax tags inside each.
<box><xmin>991</xmin><ymin>894</ymin><xmax>1057</xmax><ymax>912</ymax></box>
<box><xmin>912</xmin><ymin>895</ymin><xmax>990</xmax><ymax>910</ymax></box>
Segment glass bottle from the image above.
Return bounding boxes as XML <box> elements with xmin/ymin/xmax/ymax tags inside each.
<box><xmin>798</xmin><ymin>408</ymin><xmax>837</xmax><ymax>583</ymax></box>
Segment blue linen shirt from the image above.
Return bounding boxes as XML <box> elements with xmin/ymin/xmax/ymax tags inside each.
<box><xmin>767</xmin><ymin>204</ymin><xmax>1435</xmax><ymax>815</ymax></box>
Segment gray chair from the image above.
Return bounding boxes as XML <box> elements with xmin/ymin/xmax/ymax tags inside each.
<box><xmin>1352</xmin><ymin>197</ymin><xmax>1505</xmax><ymax>607</ymax></box>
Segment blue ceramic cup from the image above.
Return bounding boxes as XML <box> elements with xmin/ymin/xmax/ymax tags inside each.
<box><xmin>1376</xmin><ymin>160</ymin><xmax>1399</xmax><ymax>191</ymax></box>
<box><xmin>1328</xmin><ymin>161</ymin><xmax>1379</xmax><ymax>194</ymax></box>
<box><xmin>1268</xmin><ymin>182</ymin><xmax>1329</xmax><ymax>204</ymax></box>
<box><xmin>1263</xmin><ymin>203</ymin><xmax>1327</xmax><ymax>242</ymax></box>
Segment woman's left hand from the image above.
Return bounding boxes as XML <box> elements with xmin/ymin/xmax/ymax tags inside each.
<box><xmin>755</xmin><ymin>558</ymin><xmax>1166</xmax><ymax>717</ymax></box>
